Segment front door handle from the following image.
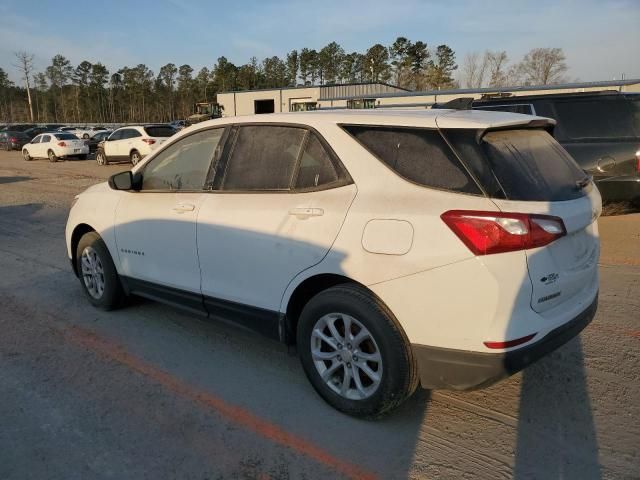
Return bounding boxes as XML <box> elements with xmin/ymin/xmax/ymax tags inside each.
<box><xmin>289</xmin><ymin>207</ymin><xmax>324</xmax><ymax>218</ymax></box>
<box><xmin>172</xmin><ymin>203</ymin><xmax>195</xmax><ymax>213</ymax></box>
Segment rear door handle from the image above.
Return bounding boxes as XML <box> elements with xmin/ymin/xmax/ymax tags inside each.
<box><xmin>289</xmin><ymin>207</ymin><xmax>324</xmax><ymax>218</ymax></box>
<box><xmin>172</xmin><ymin>203</ymin><xmax>195</xmax><ymax>213</ymax></box>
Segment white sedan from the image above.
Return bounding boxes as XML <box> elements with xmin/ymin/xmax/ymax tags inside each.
<box><xmin>22</xmin><ymin>132</ymin><xmax>89</xmax><ymax>162</ymax></box>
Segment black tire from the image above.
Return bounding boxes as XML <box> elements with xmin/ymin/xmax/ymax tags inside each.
<box><xmin>130</xmin><ymin>150</ymin><xmax>141</xmax><ymax>166</ymax></box>
<box><xmin>76</xmin><ymin>232</ymin><xmax>125</xmax><ymax>310</ymax></box>
<box><xmin>82</xmin><ymin>133</ymin><xmax>90</xmax><ymax>139</ymax></box>
<box><xmin>77</xmin><ymin>154</ymin><xmax>87</xmax><ymax>160</ymax></box>
<box><xmin>96</xmin><ymin>150</ymin><xmax>108</xmax><ymax>166</ymax></box>
<box><xmin>297</xmin><ymin>283</ymin><xmax>419</xmax><ymax>418</ymax></box>
<box><xmin>47</xmin><ymin>149</ymin><xmax>58</xmax><ymax>163</ymax></box>
<box><xmin>22</xmin><ymin>149</ymin><xmax>31</xmax><ymax>161</ymax></box>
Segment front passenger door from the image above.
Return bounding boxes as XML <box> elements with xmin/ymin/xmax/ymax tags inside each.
<box><xmin>114</xmin><ymin>127</ymin><xmax>227</xmax><ymax>309</ymax></box>
<box><xmin>104</xmin><ymin>130</ymin><xmax>123</xmax><ymax>159</ymax></box>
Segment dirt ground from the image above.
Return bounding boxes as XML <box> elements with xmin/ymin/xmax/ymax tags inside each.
<box><xmin>0</xmin><ymin>150</ymin><xmax>638</xmax><ymax>479</ymax></box>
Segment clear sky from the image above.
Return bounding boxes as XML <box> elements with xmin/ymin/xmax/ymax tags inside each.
<box><xmin>1</xmin><ymin>0</ymin><xmax>638</xmax><ymax>84</ymax></box>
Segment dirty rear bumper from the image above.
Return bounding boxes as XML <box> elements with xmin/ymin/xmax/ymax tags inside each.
<box><xmin>412</xmin><ymin>294</ymin><xmax>598</xmax><ymax>390</ymax></box>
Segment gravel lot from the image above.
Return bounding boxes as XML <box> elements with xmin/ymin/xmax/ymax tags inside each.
<box><xmin>1</xmin><ymin>150</ymin><xmax>638</xmax><ymax>479</ymax></box>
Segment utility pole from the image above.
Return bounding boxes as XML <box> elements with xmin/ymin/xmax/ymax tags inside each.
<box><xmin>14</xmin><ymin>51</ymin><xmax>35</xmax><ymax>122</ymax></box>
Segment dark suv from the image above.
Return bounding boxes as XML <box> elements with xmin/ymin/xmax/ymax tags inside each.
<box><xmin>473</xmin><ymin>91</ymin><xmax>640</xmax><ymax>204</ymax></box>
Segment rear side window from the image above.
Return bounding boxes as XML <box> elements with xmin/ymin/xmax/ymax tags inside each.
<box><xmin>473</xmin><ymin>104</ymin><xmax>535</xmax><ymax>115</ymax></box>
<box><xmin>343</xmin><ymin>125</ymin><xmax>481</xmax><ymax>194</ymax></box>
<box><xmin>222</xmin><ymin>126</ymin><xmax>306</xmax><ymax>190</ymax></box>
<box><xmin>475</xmin><ymin>129</ymin><xmax>587</xmax><ymax>201</ymax></box>
<box><xmin>553</xmin><ymin>98</ymin><xmax>638</xmax><ymax>140</ymax></box>
<box><xmin>144</xmin><ymin>126</ymin><xmax>176</xmax><ymax>137</ymax></box>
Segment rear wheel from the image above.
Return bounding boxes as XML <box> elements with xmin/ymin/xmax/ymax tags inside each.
<box><xmin>130</xmin><ymin>150</ymin><xmax>141</xmax><ymax>166</ymax></box>
<box><xmin>96</xmin><ymin>150</ymin><xmax>108</xmax><ymax>166</ymax></box>
<box><xmin>297</xmin><ymin>283</ymin><xmax>419</xmax><ymax>418</ymax></box>
<box><xmin>22</xmin><ymin>149</ymin><xmax>31</xmax><ymax>161</ymax></box>
<box><xmin>47</xmin><ymin>149</ymin><xmax>58</xmax><ymax>163</ymax></box>
<box><xmin>76</xmin><ymin>232</ymin><xmax>125</xmax><ymax>310</ymax></box>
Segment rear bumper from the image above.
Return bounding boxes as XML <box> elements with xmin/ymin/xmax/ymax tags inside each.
<box><xmin>412</xmin><ymin>294</ymin><xmax>598</xmax><ymax>390</ymax></box>
<box><xmin>596</xmin><ymin>176</ymin><xmax>640</xmax><ymax>202</ymax></box>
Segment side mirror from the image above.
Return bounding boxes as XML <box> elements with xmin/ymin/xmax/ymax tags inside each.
<box><xmin>108</xmin><ymin>171</ymin><xmax>142</xmax><ymax>191</ymax></box>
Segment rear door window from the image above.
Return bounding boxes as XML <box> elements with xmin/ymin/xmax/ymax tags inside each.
<box><xmin>221</xmin><ymin>125</ymin><xmax>306</xmax><ymax>191</ymax></box>
<box><xmin>294</xmin><ymin>133</ymin><xmax>340</xmax><ymax>189</ymax></box>
<box><xmin>342</xmin><ymin>125</ymin><xmax>481</xmax><ymax>194</ymax></box>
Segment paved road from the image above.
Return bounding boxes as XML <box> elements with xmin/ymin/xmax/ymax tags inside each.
<box><xmin>1</xmin><ymin>152</ymin><xmax>638</xmax><ymax>479</ymax></box>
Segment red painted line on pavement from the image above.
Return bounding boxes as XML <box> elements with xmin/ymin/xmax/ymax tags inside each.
<box><xmin>66</xmin><ymin>325</ymin><xmax>377</xmax><ymax>480</ymax></box>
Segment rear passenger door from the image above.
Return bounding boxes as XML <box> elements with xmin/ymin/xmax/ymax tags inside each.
<box><xmin>197</xmin><ymin>124</ymin><xmax>356</xmax><ymax>321</ymax></box>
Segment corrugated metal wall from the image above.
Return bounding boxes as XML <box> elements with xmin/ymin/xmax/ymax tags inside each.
<box><xmin>319</xmin><ymin>83</ymin><xmax>405</xmax><ymax>100</ymax></box>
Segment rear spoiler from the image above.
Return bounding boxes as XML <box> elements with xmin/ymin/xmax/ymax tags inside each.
<box><xmin>476</xmin><ymin>118</ymin><xmax>557</xmax><ymax>143</ymax></box>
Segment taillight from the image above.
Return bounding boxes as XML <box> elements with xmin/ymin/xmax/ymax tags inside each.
<box><xmin>484</xmin><ymin>333</ymin><xmax>537</xmax><ymax>349</ymax></box>
<box><xmin>142</xmin><ymin>138</ymin><xmax>156</xmax><ymax>145</ymax></box>
<box><xmin>441</xmin><ymin>210</ymin><xmax>566</xmax><ymax>255</ymax></box>
<box><xmin>635</xmin><ymin>149</ymin><xmax>640</xmax><ymax>174</ymax></box>
<box><xmin>58</xmin><ymin>141</ymin><xmax>66</xmax><ymax>147</ymax></box>
<box><xmin>9</xmin><ymin>137</ymin><xmax>17</xmax><ymax>142</ymax></box>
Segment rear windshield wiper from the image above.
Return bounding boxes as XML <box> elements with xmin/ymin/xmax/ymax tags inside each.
<box><xmin>576</xmin><ymin>176</ymin><xmax>591</xmax><ymax>190</ymax></box>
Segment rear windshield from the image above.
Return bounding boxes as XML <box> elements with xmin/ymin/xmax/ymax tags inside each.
<box><xmin>444</xmin><ymin>129</ymin><xmax>589</xmax><ymax>202</ymax></box>
<box><xmin>553</xmin><ymin>97</ymin><xmax>639</xmax><ymax>140</ymax></box>
<box><xmin>55</xmin><ymin>133</ymin><xmax>78</xmax><ymax>140</ymax></box>
<box><xmin>144</xmin><ymin>126</ymin><xmax>175</xmax><ymax>137</ymax></box>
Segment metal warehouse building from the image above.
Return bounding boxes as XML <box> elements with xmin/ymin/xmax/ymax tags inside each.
<box><xmin>217</xmin><ymin>79</ymin><xmax>640</xmax><ymax>117</ymax></box>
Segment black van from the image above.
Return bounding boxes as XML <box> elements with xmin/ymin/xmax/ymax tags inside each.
<box><xmin>473</xmin><ymin>91</ymin><xmax>640</xmax><ymax>204</ymax></box>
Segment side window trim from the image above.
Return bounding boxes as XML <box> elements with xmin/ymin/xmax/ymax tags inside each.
<box><xmin>210</xmin><ymin>123</ymin><xmax>353</xmax><ymax>194</ymax></box>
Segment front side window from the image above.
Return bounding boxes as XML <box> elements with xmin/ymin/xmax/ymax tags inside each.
<box><xmin>221</xmin><ymin>126</ymin><xmax>306</xmax><ymax>190</ymax></box>
<box><xmin>109</xmin><ymin>130</ymin><xmax>123</xmax><ymax>141</ymax></box>
<box><xmin>141</xmin><ymin>128</ymin><xmax>225</xmax><ymax>191</ymax></box>
<box><xmin>343</xmin><ymin>125</ymin><xmax>481</xmax><ymax>194</ymax></box>
<box><xmin>31</xmin><ymin>135</ymin><xmax>41</xmax><ymax>144</ymax></box>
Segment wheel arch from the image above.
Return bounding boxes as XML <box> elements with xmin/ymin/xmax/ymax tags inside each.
<box><xmin>70</xmin><ymin>223</ymin><xmax>97</xmax><ymax>277</ymax></box>
<box><xmin>284</xmin><ymin>273</ymin><xmax>365</xmax><ymax>345</ymax></box>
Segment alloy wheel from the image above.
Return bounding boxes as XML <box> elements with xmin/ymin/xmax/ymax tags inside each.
<box><xmin>80</xmin><ymin>246</ymin><xmax>105</xmax><ymax>299</ymax></box>
<box><xmin>310</xmin><ymin>313</ymin><xmax>383</xmax><ymax>400</ymax></box>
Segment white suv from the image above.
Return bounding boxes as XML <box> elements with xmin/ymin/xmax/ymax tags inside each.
<box><xmin>66</xmin><ymin>110</ymin><xmax>601</xmax><ymax>417</ymax></box>
<box><xmin>95</xmin><ymin>124</ymin><xmax>175</xmax><ymax>166</ymax></box>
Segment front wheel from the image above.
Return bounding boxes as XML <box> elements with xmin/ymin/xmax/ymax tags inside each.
<box><xmin>96</xmin><ymin>150</ymin><xmax>108</xmax><ymax>166</ymax></box>
<box><xmin>297</xmin><ymin>284</ymin><xmax>419</xmax><ymax>418</ymax></box>
<box><xmin>130</xmin><ymin>150</ymin><xmax>141</xmax><ymax>166</ymax></box>
<box><xmin>76</xmin><ymin>232</ymin><xmax>125</xmax><ymax>310</ymax></box>
<box><xmin>47</xmin><ymin>149</ymin><xmax>58</xmax><ymax>163</ymax></box>
<box><xmin>22</xmin><ymin>149</ymin><xmax>31</xmax><ymax>161</ymax></box>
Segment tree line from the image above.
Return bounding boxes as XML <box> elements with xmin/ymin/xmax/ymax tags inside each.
<box><xmin>1</xmin><ymin>38</ymin><xmax>568</xmax><ymax>124</ymax></box>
